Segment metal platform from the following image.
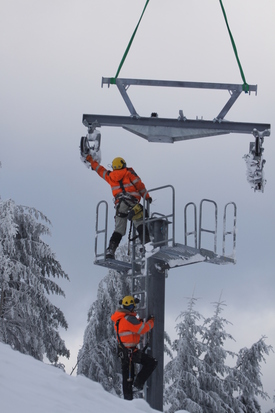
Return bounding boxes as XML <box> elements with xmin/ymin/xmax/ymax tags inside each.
<box><xmin>149</xmin><ymin>243</ymin><xmax>235</xmax><ymax>270</ymax></box>
<box><xmin>94</xmin><ymin>258</ymin><xmax>134</xmax><ymax>274</ymax></box>
<box><xmin>94</xmin><ymin>242</ymin><xmax>235</xmax><ymax>274</ymax></box>
<box><xmin>93</xmin><ymin>189</ymin><xmax>237</xmax><ymax>275</ymax></box>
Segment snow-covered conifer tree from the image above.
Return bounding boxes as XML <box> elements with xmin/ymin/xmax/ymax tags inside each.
<box><xmin>77</xmin><ymin>250</ymin><xmax>132</xmax><ymax>396</ymax></box>
<box><xmin>164</xmin><ymin>295</ymin><xmax>214</xmax><ymax>413</ymax></box>
<box><xmin>265</xmin><ymin>392</ymin><xmax>275</xmax><ymax>413</ymax></box>
<box><xmin>164</xmin><ymin>295</ymin><xmax>273</xmax><ymax>413</ymax></box>
<box><xmin>200</xmin><ymin>298</ymin><xmax>241</xmax><ymax>412</ymax></box>
<box><xmin>233</xmin><ymin>337</ymin><xmax>273</xmax><ymax>413</ymax></box>
<box><xmin>0</xmin><ymin>198</ymin><xmax>70</xmax><ymax>363</ymax></box>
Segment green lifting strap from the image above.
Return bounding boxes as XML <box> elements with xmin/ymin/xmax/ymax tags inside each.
<box><xmin>110</xmin><ymin>0</ymin><xmax>150</xmax><ymax>85</ymax></box>
<box><xmin>110</xmin><ymin>0</ymin><xmax>249</xmax><ymax>92</ymax></box>
<box><xmin>218</xmin><ymin>0</ymin><xmax>249</xmax><ymax>92</ymax></box>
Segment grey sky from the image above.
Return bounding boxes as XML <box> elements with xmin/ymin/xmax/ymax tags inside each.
<box><xmin>1</xmin><ymin>1</ymin><xmax>275</xmax><ymax>410</ymax></box>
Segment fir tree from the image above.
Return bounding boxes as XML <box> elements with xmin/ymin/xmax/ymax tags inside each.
<box><xmin>265</xmin><ymin>392</ymin><xmax>275</xmax><ymax>413</ymax></box>
<box><xmin>164</xmin><ymin>295</ymin><xmax>273</xmax><ymax>413</ymax></box>
<box><xmin>233</xmin><ymin>337</ymin><xmax>273</xmax><ymax>413</ymax></box>
<box><xmin>200</xmin><ymin>298</ymin><xmax>241</xmax><ymax>413</ymax></box>
<box><xmin>0</xmin><ymin>198</ymin><xmax>70</xmax><ymax>363</ymax></box>
<box><xmin>164</xmin><ymin>295</ymin><xmax>212</xmax><ymax>413</ymax></box>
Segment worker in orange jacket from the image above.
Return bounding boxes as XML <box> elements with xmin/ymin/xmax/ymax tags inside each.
<box><xmin>85</xmin><ymin>154</ymin><xmax>152</xmax><ymax>258</ymax></box>
<box><xmin>111</xmin><ymin>295</ymin><xmax>158</xmax><ymax>400</ymax></box>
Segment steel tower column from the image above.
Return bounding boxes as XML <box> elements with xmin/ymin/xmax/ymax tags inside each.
<box><xmin>146</xmin><ymin>219</ymin><xmax>168</xmax><ymax>412</ymax></box>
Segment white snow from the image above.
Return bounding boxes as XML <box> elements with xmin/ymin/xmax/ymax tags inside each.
<box><xmin>0</xmin><ymin>342</ymin><xmax>189</xmax><ymax>413</ymax></box>
<box><xmin>144</xmin><ymin>242</ymin><xmax>160</xmax><ymax>257</ymax></box>
<box><xmin>168</xmin><ymin>254</ymin><xmax>205</xmax><ymax>268</ymax></box>
<box><xmin>87</xmin><ymin>129</ymin><xmax>102</xmax><ymax>163</ymax></box>
<box><xmin>243</xmin><ymin>152</ymin><xmax>266</xmax><ymax>192</ymax></box>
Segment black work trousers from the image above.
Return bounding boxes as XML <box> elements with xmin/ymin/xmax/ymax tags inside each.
<box><xmin>121</xmin><ymin>349</ymin><xmax>157</xmax><ymax>400</ymax></box>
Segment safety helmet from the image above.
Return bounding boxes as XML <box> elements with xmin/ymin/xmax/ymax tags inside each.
<box><xmin>119</xmin><ymin>295</ymin><xmax>140</xmax><ymax>309</ymax></box>
<box><xmin>112</xmin><ymin>157</ymin><xmax>126</xmax><ymax>170</ymax></box>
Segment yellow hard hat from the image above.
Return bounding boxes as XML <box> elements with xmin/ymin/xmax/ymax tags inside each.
<box><xmin>112</xmin><ymin>157</ymin><xmax>126</xmax><ymax>170</ymax></box>
<box><xmin>119</xmin><ymin>295</ymin><xmax>140</xmax><ymax>308</ymax></box>
<box><xmin>121</xmin><ymin>295</ymin><xmax>135</xmax><ymax>307</ymax></box>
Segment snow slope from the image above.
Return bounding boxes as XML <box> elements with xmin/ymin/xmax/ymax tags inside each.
<box><xmin>0</xmin><ymin>342</ymin><xmax>188</xmax><ymax>413</ymax></box>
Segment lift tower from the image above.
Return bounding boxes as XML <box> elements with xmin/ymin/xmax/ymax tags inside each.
<box><xmin>82</xmin><ymin>3</ymin><xmax>269</xmax><ymax>409</ymax></box>
<box><xmin>94</xmin><ymin>185</ymin><xmax>237</xmax><ymax>411</ymax></box>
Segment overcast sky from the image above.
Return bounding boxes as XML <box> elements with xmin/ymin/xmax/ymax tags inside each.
<box><xmin>1</xmin><ymin>1</ymin><xmax>275</xmax><ymax>410</ymax></box>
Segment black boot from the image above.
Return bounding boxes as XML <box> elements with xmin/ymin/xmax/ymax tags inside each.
<box><xmin>133</xmin><ymin>353</ymin><xmax>158</xmax><ymax>390</ymax></box>
<box><xmin>106</xmin><ymin>232</ymin><xmax>122</xmax><ymax>259</ymax></box>
<box><xmin>137</xmin><ymin>224</ymin><xmax>150</xmax><ymax>245</ymax></box>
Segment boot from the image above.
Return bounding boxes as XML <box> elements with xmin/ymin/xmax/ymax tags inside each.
<box><xmin>106</xmin><ymin>232</ymin><xmax>122</xmax><ymax>259</ymax></box>
<box><xmin>133</xmin><ymin>356</ymin><xmax>158</xmax><ymax>390</ymax></box>
<box><xmin>137</xmin><ymin>224</ymin><xmax>150</xmax><ymax>245</ymax></box>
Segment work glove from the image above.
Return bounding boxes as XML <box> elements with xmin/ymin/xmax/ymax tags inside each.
<box><xmin>86</xmin><ymin>154</ymin><xmax>93</xmax><ymax>163</ymax></box>
<box><xmin>147</xmin><ymin>314</ymin><xmax>154</xmax><ymax>322</ymax></box>
<box><xmin>147</xmin><ymin>197</ymin><xmax>152</xmax><ymax>204</ymax></box>
<box><xmin>80</xmin><ymin>154</ymin><xmax>91</xmax><ymax>169</ymax></box>
<box><xmin>88</xmin><ymin>150</ymin><xmax>102</xmax><ymax>164</ymax></box>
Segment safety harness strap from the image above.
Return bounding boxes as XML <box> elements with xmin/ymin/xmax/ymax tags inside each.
<box><xmin>116</xmin><ymin>319</ymin><xmax>136</xmax><ymax>353</ymax></box>
<box><xmin>115</xmin><ymin>182</ymin><xmax>139</xmax><ymax>217</ymax></box>
<box><xmin>110</xmin><ymin>0</ymin><xmax>249</xmax><ymax>92</ymax></box>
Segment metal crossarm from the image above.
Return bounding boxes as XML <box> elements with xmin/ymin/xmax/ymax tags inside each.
<box><xmin>83</xmin><ymin>114</ymin><xmax>270</xmax><ymax>142</ymax></box>
<box><xmin>83</xmin><ymin>77</ymin><xmax>270</xmax><ymax>142</ymax></box>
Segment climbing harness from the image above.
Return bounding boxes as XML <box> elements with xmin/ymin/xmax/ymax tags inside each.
<box><xmin>115</xmin><ymin>193</ymin><xmax>139</xmax><ymax>218</ymax></box>
<box><xmin>116</xmin><ymin>319</ymin><xmax>136</xmax><ymax>382</ymax></box>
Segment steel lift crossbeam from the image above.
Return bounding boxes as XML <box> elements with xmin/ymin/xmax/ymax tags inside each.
<box><xmin>82</xmin><ymin>77</ymin><xmax>270</xmax><ymax>143</ymax></box>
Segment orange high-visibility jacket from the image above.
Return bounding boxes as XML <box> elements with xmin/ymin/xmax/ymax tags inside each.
<box><xmin>111</xmin><ymin>308</ymin><xmax>154</xmax><ymax>348</ymax></box>
<box><xmin>86</xmin><ymin>155</ymin><xmax>150</xmax><ymax>203</ymax></box>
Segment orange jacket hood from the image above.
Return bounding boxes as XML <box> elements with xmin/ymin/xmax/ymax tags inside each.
<box><xmin>111</xmin><ymin>308</ymin><xmax>136</xmax><ymax>323</ymax></box>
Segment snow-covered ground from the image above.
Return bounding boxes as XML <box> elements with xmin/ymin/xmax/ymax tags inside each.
<box><xmin>0</xmin><ymin>342</ymin><xmax>188</xmax><ymax>413</ymax></box>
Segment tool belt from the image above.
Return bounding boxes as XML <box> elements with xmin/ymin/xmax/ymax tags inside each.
<box><xmin>127</xmin><ymin>203</ymin><xmax>143</xmax><ymax>221</ymax></box>
<box><xmin>117</xmin><ymin>344</ymin><xmax>137</xmax><ymax>361</ymax></box>
<box><xmin>115</xmin><ymin>194</ymin><xmax>141</xmax><ymax>220</ymax></box>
